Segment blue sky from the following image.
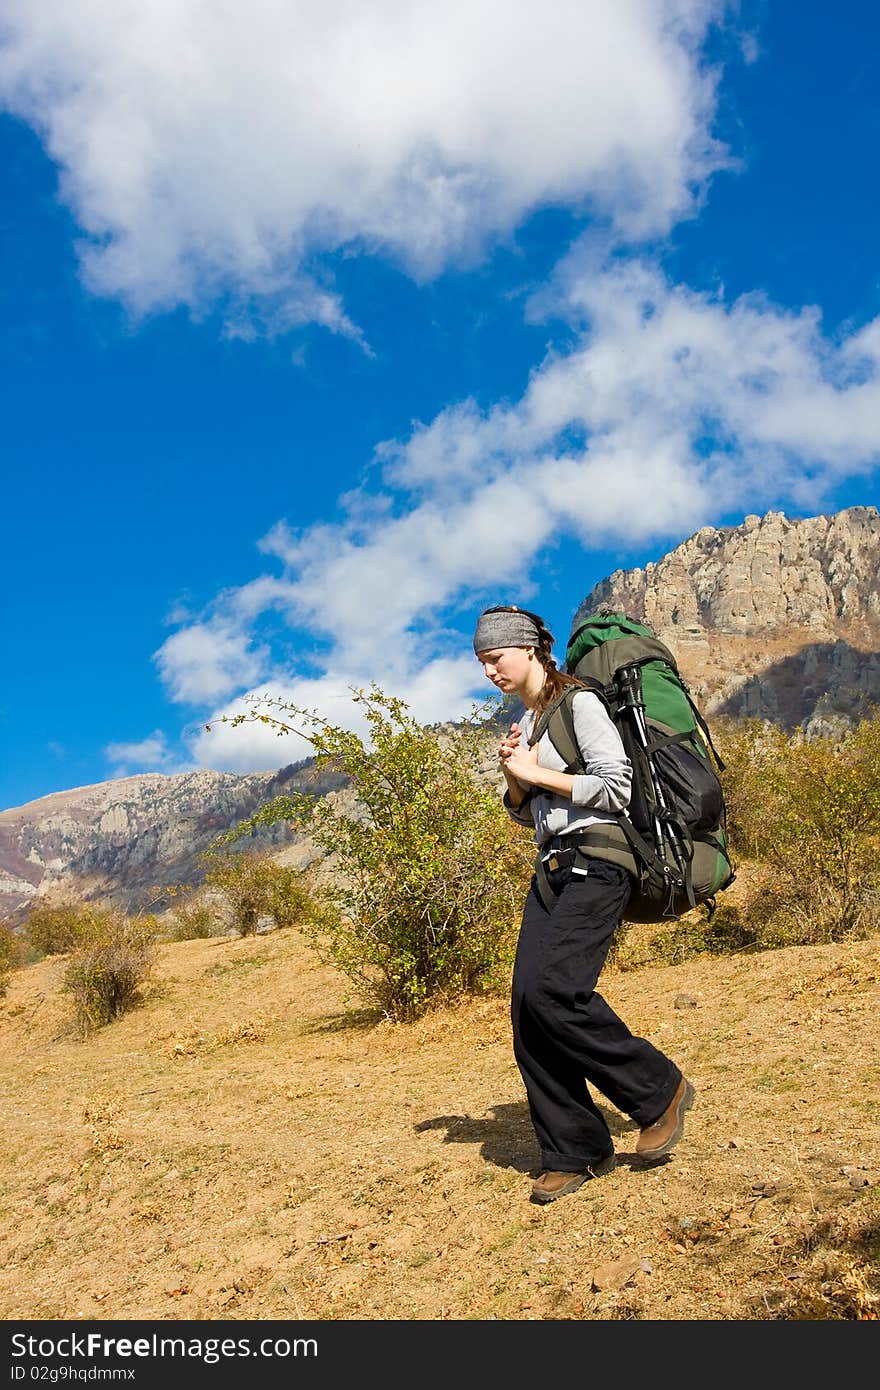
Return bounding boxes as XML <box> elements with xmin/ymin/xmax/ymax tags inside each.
<box><xmin>1</xmin><ymin>0</ymin><xmax>879</xmax><ymax>811</ymax></box>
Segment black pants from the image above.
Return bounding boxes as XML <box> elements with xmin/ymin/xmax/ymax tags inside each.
<box><xmin>511</xmin><ymin>857</ymin><xmax>682</xmax><ymax>1173</ymax></box>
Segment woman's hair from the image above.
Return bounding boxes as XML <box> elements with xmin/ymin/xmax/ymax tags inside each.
<box><xmin>480</xmin><ymin>604</ymin><xmax>585</xmax><ymax>717</ymax></box>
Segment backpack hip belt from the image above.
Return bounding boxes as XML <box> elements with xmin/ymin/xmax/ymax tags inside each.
<box><xmin>533</xmin><ymin>822</ymin><xmax>684</xmax><ymax>915</ymax></box>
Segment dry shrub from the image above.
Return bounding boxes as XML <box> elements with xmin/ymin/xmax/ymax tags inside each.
<box><xmin>82</xmin><ymin>1090</ymin><xmax>125</xmax><ymax>1125</ymax></box>
<box><xmin>63</xmin><ymin>911</ymin><xmax>157</xmax><ymax>1036</ymax></box>
<box><xmin>202</xmin><ymin>851</ymin><xmax>321</xmax><ymax>937</ymax></box>
<box><xmin>163</xmin><ymin>899</ymin><xmax>219</xmax><ymax>941</ymax></box>
<box><xmin>136</xmin><ymin>1204</ymin><xmax>166</xmax><ymax>1224</ymax></box>
<box><xmin>166</xmin><ymin>1029</ymin><xmax>213</xmax><ymax>1058</ymax></box>
<box><xmin>25</xmin><ymin>900</ymin><xmax>114</xmax><ymax>956</ymax></box>
<box><xmin>0</xmin><ymin>920</ymin><xmax>22</xmax><ymax>998</ymax></box>
<box><xmin>82</xmin><ymin>1089</ymin><xmax>127</xmax><ymax>1154</ymax></box>
<box><xmin>757</xmin><ymin>1251</ymin><xmax>879</xmax><ymax>1321</ymax></box>
<box><xmin>160</xmin><ymin>1014</ymin><xmax>271</xmax><ymax>1056</ymax></box>
<box><xmin>719</xmin><ymin>714</ymin><xmax>880</xmax><ymax>944</ymax></box>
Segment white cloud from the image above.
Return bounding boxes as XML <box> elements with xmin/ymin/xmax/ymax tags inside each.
<box><xmin>531</xmin><ymin>248</ymin><xmax>880</xmax><ymax>477</ymax></box>
<box><xmin>190</xmin><ymin>658</ymin><xmax>483</xmax><ymax>773</ymax></box>
<box><xmin>159</xmin><ymin>250</ymin><xmax>880</xmax><ymax>774</ymax></box>
<box><xmin>154</xmin><ymin>623</ymin><xmax>271</xmax><ymax>705</ymax></box>
<box><xmin>0</xmin><ymin>0</ymin><xmax>727</xmax><ymax>325</ymax></box>
<box><xmin>104</xmin><ymin>729</ymin><xmax>179</xmax><ymax>775</ymax></box>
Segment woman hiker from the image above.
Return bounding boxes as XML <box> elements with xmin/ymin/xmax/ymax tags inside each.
<box><xmin>472</xmin><ymin>604</ymin><xmax>694</xmax><ymax>1204</ymax></box>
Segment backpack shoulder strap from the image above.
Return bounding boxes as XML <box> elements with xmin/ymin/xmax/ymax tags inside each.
<box><xmin>680</xmin><ymin>683</ymin><xmax>726</xmax><ymax>771</ymax></box>
<box><xmin>529</xmin><ymin>680</ymin><xmax>609</xmax><ymax>774</ymax></box>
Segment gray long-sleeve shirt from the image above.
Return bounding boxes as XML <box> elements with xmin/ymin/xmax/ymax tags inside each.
<box><xmin>505</xmin><ymin>689</ymin><xmax>632</xmax><ymax>848</ymax></box>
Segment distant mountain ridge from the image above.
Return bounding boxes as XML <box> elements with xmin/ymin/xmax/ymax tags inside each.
<box><xmin>0</xmin><ymin>761</ymin><xmax>344</xmax><ymax>921</ymax></box>
<box><xmin>3</xmin><ymin>504</ymin><xmax>878</xmax><ymax>921</ymax></box>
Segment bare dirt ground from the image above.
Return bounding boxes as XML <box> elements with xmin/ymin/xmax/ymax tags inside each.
<box><xmin>1</xmin><ymin>906</ymin><xmax>878</xmax><ymax>1322</ymax></box>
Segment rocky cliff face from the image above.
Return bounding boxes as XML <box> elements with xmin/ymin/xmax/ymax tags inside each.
<box><xmin>0</xmin><ymin>761</ymin><xmax>344</xmax><ymax>920</ymax></box>
<box><xmin>574</xmin><ymin>505</ymin><xmax>880</xmax><ymax>733</ymax></box>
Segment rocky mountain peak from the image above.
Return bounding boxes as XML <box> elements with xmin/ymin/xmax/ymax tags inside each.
<box><xmin>575</xmin><ymin>505</ymin><xmax>880</xmax><ymax>736</ymax></box>
<box><xmin>580</xmin><ymin>505</ymin><xmax>880</xmax><ymax>643</ymax></box>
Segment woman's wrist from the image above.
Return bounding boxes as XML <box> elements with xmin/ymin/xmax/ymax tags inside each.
<box><xmin>524</xmin><ymin>765</ymin><xmax>573</xmax><ymax>797</ymax></box>
<box><xmin>502</xmin><ymin>767</ymin><xmax>528</xmax><ymax>806</ymax></box>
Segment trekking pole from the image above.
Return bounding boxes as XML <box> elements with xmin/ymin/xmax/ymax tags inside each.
<box><xmin>617</xmin><ymin>665</ymin><xmax>688</xmax><ymax>886</ymax></box>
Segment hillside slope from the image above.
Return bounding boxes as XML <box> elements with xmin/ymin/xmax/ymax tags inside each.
<box><xmin>1</xmin><ymin>907</ymin><xmax>877</xmax><ymax>1322</ymax></box>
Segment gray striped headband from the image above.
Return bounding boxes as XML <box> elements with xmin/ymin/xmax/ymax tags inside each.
<box><xmin>473</xmin><ymin>607</ymin><xmax>542</xmax><ymax>654</ymax></box>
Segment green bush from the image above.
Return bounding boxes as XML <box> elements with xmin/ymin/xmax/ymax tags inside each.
<box><xmin>201</xmin><ymin>851</ymin><xmax>320</xmax><ymax>936</ymax></box>
<box><xmin>62</xmin><ymin>911</ymin><xmax>157</xmax><ymax>1036</ymax></box>
<box><xmin>610</xmin><ymin>711</ymin><xmax>880</xmax><ymax>968</ymax></box>
<box><xmin>0</xmin><ymin>920</ymin><xmax>21</xmax><ymax>999</ymax></box>
<box><xmin>162</xmin><ymin>899</ymin><xmax>220</xmax><ymax>941</ymax></box>
<box><xmin>719</xmin><ymin>712</ymin><xmax>880</xmax><ymax>944</ymax></box>
<box><xmin>215</xmin><ymin>685</ymin><xmax>533</xmax><ymax>1020</ymax></box>
<box><xmin>23</xmin><ymin>900</ymin><xmax>106</xmax><ymax>956</ymax></box>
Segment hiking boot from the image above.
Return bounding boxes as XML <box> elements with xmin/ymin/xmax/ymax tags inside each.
<box><xmin>530</xmin><ymin>1152</ymin><xmax>616</xmax><ymax>1204</ymax></box>
<box><xmin>636</xmin><ymin>1077</ymin><xmax>695</xmax><ymax>1162</ymax></box>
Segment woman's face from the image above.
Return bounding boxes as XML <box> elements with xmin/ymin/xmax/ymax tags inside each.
<box><xmin>476</xmin><ymin>645</ymin><xmax>533</xmax><ymax>695</ymax></box>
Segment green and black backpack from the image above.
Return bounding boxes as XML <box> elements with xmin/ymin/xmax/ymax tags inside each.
<box><xmin>530</xmin><ymin>609</ymin><xmax>735</xmax><ymax>923</ymax></box>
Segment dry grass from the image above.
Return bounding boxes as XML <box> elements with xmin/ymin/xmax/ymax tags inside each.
<box><xmin>1</xmin><ymin>911</ymin><xmax>878</xmax><ymax>1322</ymax></box>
